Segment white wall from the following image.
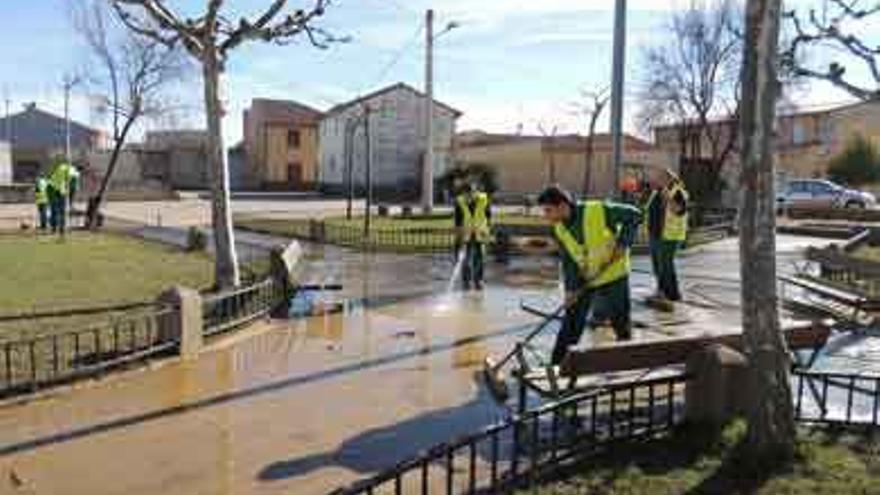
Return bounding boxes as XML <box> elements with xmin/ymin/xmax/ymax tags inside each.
<box><xmin>0</xmin><ymin>142</ymin><xmax>11</xmax><ymax>185</ymax></box>
<box><xmin>318</xmin><ymin>86</ymin><xmax>458</xmax><ymax>190</ymax></box>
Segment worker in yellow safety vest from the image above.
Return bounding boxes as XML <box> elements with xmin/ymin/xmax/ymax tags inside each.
<box><xmin>454</xmin><ymin>183</ymin><xmax>492</xmax><ymax>291</ymax></box>
<box><xmin>47</xmin><ymin>156</ymin><xmax>76</xmax><ymax>235</ymax></box>
<box><xmin>538</xmin><ymin>185</ymin><xmax>642</xmax><ymax>365</ymax></box>
<box><xmin>644</xmin><ymin>168</ymin><xmax>689</xmax><ymax>302</ymax></box>
<box><xmin>34</xmin><ymin>175</ymin><xmax>50</xmax><ymax>231</ymax></box>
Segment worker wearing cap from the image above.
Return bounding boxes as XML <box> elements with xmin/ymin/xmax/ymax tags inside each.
<box><xmin>538</xmin><ymin>185</ymin><xmax>642</xmax><ymax>365</ymax></box>
<box><xmin>645</xmin><ymin>168</ymin><xmax>689</xmax><ymax>302</ymax></box>
<box><xmin>34</xmin><ymin>175</ymin><xmax>50</xmax><ymax>231</ymax></box>
<box><xmin>47</xmin><ymin>156</ymin><xmax>76</xmax><ymax>235</ymax></box>
<box><xmin>454</xmin><ymin>183</ymin><xmax>492</xmax><ymax>291</ymax></box>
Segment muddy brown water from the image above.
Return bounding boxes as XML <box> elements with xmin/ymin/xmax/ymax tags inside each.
<box><xmin>0</xmin><ymin>235</ymin><xmax>861</xmax><ymax>494</ymax></box>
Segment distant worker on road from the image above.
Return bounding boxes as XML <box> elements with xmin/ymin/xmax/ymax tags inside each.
<box><xmin>454</xmin><ymin>183</ymin><xmax>492</xmax><ymax>291</ymax></box>
<box><xmin>47</xmin><ymin>156</ymin><xmax>77</xmax><ymax>235</ymax></box>
<box><xmin>34</xmin><ymin>175</ymin><xmax>50</xmax><ymax>231</ymax></box>
<box><xmin>645</xmin><ymin>168</ymin><xmax>689</xmax><ymax>303</ymax></box>
<box><xmin>538</xmin><ymin>185</ymin><xmax>641</xmax><ymax>365</ymax></box>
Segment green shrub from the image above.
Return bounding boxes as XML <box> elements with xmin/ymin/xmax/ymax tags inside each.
<box><xmin>186</xmin><ymin>227</ymin><xmax>207</xmax><ymax>252</ymax></box>
<box><xmin>828</xmin><ymin>135</ymin><xmax>880</xmax><ymax>186</ymax></box>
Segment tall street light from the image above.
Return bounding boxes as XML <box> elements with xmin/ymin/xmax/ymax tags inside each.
<box><xmin>422</xmin><ymin>10</ymin><xmax>459</xmax><ymax>213</ymax></box>
<box><xmin>62</xmin><ymin>74</ymin><xmax>82</xmax><ymax>161</ymax></box>
<box><xmin>609</xmin><ymin>0</ymin><xmax>627</xmax><ymax>199</ymax></box>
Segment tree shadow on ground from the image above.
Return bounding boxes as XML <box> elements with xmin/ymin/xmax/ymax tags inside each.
<box><xmin>258</xmin><ymin>378</ymin><xmax>508</xmax><ymax>483</ymax></box>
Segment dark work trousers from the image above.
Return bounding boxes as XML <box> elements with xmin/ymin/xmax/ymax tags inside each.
<box><xmin>551</xmin><ymin>276</ymin><xmax>632</xmax><ymax>365</ymax></box>
<box><xmin>48</xmin><ymin>188</ymin><xmax>66</xmax><ymax>234</ymax></box>
<box><xmin>650</xmin><ymin>239</ymin><xmax>683</xmax><ymax>301</ymax></box>
<box><xmin>461</xmin><ymin>239</ymin><xmax>485</xmax><ymax>285</ymax></box>
<box><xmin>37</xmin><ymin>204</ymin><xmax>49</xmax><ymax>230</ymax></box>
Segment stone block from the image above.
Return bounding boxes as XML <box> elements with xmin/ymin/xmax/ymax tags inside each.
<box><xmin>685</xmin><ymin>343</ymin><xmax>751</xmax><ymax>426</ymax></box>
<box><xmin>158</xmin><ymin>286</ymin><xmax>203</xmax><ymax>359</ymax></box>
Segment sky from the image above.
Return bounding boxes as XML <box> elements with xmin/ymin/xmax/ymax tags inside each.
<box><xmin>0</xmin><ymin>0</ymin><xmax>874</xmax><ymax>145</ymax></box>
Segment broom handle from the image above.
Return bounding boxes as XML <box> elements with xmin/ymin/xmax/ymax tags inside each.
<box><xmin>493</xmin><ymin>250</ymin><xmax>623</xmax><ymax>370</ymax></box>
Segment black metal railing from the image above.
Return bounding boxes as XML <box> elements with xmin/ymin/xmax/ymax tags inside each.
<box><xmin>793</xmin><ymin>368</ymin><xmax>880</xmax><ymax>427</ymax></box>
<box><xmin>237</xmin><ymin>216</ymin><xmax>731</xmax><ymax>256</ymax></box>
<box><xmin>0</xmin><ymin>306</ymin><xmax>177</xmax><ymax>397</ymax></box>
<box><xmin>330</xmin><ymin>373</ymin><xmax>688</xmax><ymax>495</ymax></box>
<box><xmin>202</xmin><ymin>277</ymin><xmax>283</xmax><ymax>337</ymax></box>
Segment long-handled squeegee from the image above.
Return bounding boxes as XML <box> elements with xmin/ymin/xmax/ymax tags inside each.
<box><xmin>482</xmin><ymin>256</ymin><xmax>621</xmax><ymax>403</ymax></box>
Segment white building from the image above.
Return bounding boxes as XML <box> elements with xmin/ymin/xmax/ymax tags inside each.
<box><xmin>318</xmin><ymin>83</ymin><xmax>461</xmax><ymax>201</ymax></box>
<box><xmin>0</xmin><ymin>141</ymin><xmax>11</xmax><ymax>185</ymax></box>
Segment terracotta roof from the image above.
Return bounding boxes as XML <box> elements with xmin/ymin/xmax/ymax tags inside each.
<box><xmin>652</xmin><ymin>99</ymin><xmax>880</xmax><ymax>132</ymax></box>
<box><xmin>456</xmin><ymin>131</ymin><xmax>655</xmax><ymax>152</ymax></box>
<box><xmin>325</xmin><ymin>83</ymin><xmax>463</xmax><ymax>118</ymax></box>
<box><xmin>249</xmin><ymin>98</ymin><xmax>324</xmax><ymax>125</ymax></box>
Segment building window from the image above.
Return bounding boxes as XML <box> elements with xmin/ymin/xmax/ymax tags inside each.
<box><xmin>288</xmin><ymin>162</ymin><xmax>302</xmax><ymax>186</ymax></box>
<box><xmin>792</xmin><ymin>121</ymin><xmax>806</xmax><ymax>145</ymax></box>
<box><xmin>820</xmin><ymin>117</ymin><xmax>835</xmax><ymax>146</ymax></box>
<box><xmin>287</xmin><ymin>129</ymin><xmax>301</xmax><ymax>149</ymax></box>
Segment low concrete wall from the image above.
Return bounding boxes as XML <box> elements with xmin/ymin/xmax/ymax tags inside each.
<box><xmin>270</xmin><ymin>239</ymin><xmax>304</xmax><ymax>316</ymax></box>
<box><xmin>0</xmin><ymin>184</ymin><xmax>33</xmax><ymax>203</ymax></box>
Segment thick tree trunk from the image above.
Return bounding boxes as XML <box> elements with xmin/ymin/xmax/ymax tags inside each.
<box><xmin>739</xmin><ymin>0</ymin><xmax>795</xmax><ymax>457</ymax></box>
<box><xmin>87</xmin><ymin>115</ymin><xmax>137</xmax><ymax>230</ymax></box>
<box><xmin>202</xmin><ymin>51</ymin><xmax>240</xmax><ymax>288</ymax></box>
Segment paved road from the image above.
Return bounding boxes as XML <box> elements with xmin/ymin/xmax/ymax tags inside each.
<box><xmin>0</xmin><ymin>198</ymin><xmax>368</xmax><ymax>230</ymax></box>
<box><xmin>0</xmin><ymin>235</ymin><xmax>831</xmax><ymax>494</ymax></box>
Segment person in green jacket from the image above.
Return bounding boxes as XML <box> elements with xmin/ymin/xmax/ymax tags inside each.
<box><xmin>34</xmin><ymin>176</ymin><xmax>50</xmax><ymax>231</ymax></box>
<box><xmin>47</xmin><ymin>156</ymin><xmax>76</xmax><ymax>235</ymax></box>
<box><xmin>538</xmin><ymin>185</ymin><xmax>642</xmax><ymax>365</ymax></box>
<box><xmin>454</xmin><ymin>183</ymin><xmax>492</xmax><ymax>290</ymax></box>
<box><xmin>645</xmin><ymin>168</ymin><xmax>689</xmax><ymax>302</ymax></box>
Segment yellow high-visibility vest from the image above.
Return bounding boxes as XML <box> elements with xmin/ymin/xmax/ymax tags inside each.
<box><xmin>662</xmin><ymin>182</ymin><xmax>689</xmax><ymax>242</ymax></box>
<box><xmin>554</xmin><ymin>201</ymin><xmax>630</xmax><ymax>288</ymax></box>
<box><xmin>49</xmin><ymin>162</ymin><xmax>74</xmax><ymax>196</ymax></box>
<box><xmin>456</xmin><ymin>192</ymin><xmax>491</xmax><ymax>243</ymax></box>
<box><xmin>34</xmin><ymin>178</ymin><xmax>48</xmax><ymax>205</ymax></box>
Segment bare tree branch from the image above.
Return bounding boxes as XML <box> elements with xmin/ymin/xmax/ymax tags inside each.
<box><xmin>638</xmin><ymin>0</ymin><xmax>742</xmax><ymax>208</ymax></box>
<box><xmin>781</xmin><ymin>0</ymin><xmax>880</xmax><ymax>101</ymax></box>
<box><xmin>108</xmin><ymin>0</ymin><xmax>345</xmax><ymax>288</ymax></box>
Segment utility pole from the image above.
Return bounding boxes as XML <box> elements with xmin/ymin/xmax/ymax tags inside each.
<box><xmin>3</xmin><ymin>86</ymin><xmax>10</xmax><ymax>143</ymax></box>
<box><xmin>363</xmin><ymin>103</ymin><xmax>373</xmax><ymax>237</ymax></box>
<box><xmin>422</xmin><ymin>8</ymin><xmax>435</xmax><ymax>213</ymax></box>
<box><xmin>344</xmin><ymin>115</ymin><xmax>355</xmax><ymax>220</ymax></box>
<box><xmin>609</xmin><ymin>0</ymin><xmax>627</xmax><ymax>199</ymax></box>
<box><xmin>62</xmin><ymin>74</ymin><xmax>81</xmax><ymax>161</ymax></box>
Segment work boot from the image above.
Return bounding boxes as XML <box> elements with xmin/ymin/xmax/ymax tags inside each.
<box><xmin>474</xmin><ymin>281</ymin><xmax>484</xmax><ymax>291</ymax></box>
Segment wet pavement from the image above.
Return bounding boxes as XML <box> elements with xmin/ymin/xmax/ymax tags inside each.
<box><xmin>0</xmin><ymin>235</ymin><xmax>845</xmax><ymax>494</ymax></box>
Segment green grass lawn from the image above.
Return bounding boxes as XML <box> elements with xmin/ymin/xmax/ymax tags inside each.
<box><xmin>0</xmin><ymin>232</ymin><xmax>213</xmax><ymax>316</ymax></box>
<box><xmin>531</xmin><ymin>421</ymin><xmax>880</xmax><ymax>494</ymax></box>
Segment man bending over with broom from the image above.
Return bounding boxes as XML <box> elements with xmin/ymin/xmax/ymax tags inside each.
<box><xmin>537</xmin><ymin>185</ymin><xmax>642</xmax><ymax>365</ymax></box>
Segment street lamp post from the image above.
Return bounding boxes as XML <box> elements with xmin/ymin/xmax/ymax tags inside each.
<box><xmin>609</xmin><ymin>0</ymin><xmax>627</xmax><ymax>199</ymax></box>
<box><xmin>62</xmin><ymin>74</ymin><xmax>82</xmax><ymax>161</ymax></box>
<box><xmin>422</xmin><ymin>11</ymin><xmax>459</xmax><ymax>212</ymax></box>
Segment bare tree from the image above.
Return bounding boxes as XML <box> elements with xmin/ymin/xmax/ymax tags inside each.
<box><xmin>73</xmin><ymin>0</ymin><xmax>186</xmax><ymax>229</ymax></box>
<box><xmin>739</xmin><ymin>0</ymin><xmax>795</xmax><ymax>457</ymax></box>
<box><xmin>109</xmin><ymin>0</ymin><xmax>343</xmax><ymax>288</ymax></box>
<box><xmin>639</xmin><ymin>0</ymin><xmax>742</xmax><ymax>210</ymax></box>
<box><xmin>782</xmin><ymin>0</ymin><xmax>880</xmax><ymax>101</ymax></box>
<box><xmin>571</xmin><ymin>87</ymin><xmax>610</xmax><ymax>196</ymax></box>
